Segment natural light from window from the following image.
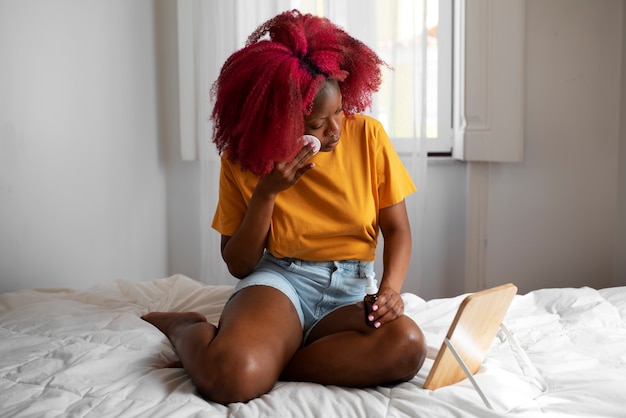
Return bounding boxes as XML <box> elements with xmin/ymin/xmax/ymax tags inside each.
<box><xmin>290</xmin><ymin>0</ymin><xmax>452</xmax><ymax>154</ymax></box>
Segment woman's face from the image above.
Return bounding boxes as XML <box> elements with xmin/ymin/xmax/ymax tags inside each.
<box><xmin>304</xmin><ymin>80</ymin><xmax>343</xmax><ymax>152</ymax></box>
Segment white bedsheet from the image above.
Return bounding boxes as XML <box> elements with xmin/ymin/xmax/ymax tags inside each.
<box><xmin>1</xmin><ymin>275</ymin><xmax>625</xmax><ymax>417</ymax></box>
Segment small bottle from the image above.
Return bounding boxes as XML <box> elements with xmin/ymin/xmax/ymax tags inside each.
<box><xmin>364</xmin><ymin>273</ymin><xmax>378</xmax><ymax>327</ymax></box>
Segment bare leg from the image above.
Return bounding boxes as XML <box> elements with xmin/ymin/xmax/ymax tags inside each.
<box><xmin>280</xmin><ymin>304</ymin><xmax>426</xmax><ymax>386</ymax></box>
<box><xmin>142</xmin><ymin>286</ymin><xmax>302</xmax><ymax>404</ymax></box>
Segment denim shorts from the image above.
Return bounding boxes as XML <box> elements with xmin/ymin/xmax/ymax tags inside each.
<box><xmin>232</xmin><ymin>252</ymin><xmax>375</xmax><ymax>340</ymax></box>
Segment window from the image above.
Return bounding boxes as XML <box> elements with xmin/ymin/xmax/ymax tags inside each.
<box><xmin>292</xmin><ymin>0</ymin><xmax>454</xmax><ymax>155</ymax></box>
<box><xmin>177</xmin><ymin>0</ymin><xmax>524</xmax><ymax>162</ymax></box>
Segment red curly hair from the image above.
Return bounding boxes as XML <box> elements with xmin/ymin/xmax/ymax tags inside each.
<box><xmin>211</xmin><ymin>9</ymin><xmax>387</xmax><ymax>177</ymax></box>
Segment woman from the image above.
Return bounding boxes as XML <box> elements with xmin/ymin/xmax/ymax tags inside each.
<box><xmin>143</xmin><ymin>10</ymin><xmax>426</xmax><ymax>405</ymax></box>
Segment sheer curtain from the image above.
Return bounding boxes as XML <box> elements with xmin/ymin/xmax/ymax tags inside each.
<box><xmin>188</xmin><ymin>0</ymin><xmax>431</xmax><ymax>291</ymax></box>
<box><xmin>186</xmin><ymin>0</ymin><xmax>292</xmax><ymax>285</ymax></box>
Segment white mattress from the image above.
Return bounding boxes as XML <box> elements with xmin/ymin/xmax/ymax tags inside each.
<box><xmin>1</xmin><ymin>275</ymin><xmax>625</xmax><ymax>417</ymax></box>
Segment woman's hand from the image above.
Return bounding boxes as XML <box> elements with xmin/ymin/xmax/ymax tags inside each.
<box><xmin>371</xmin><ymin>200</ymin><xmax>411</xmax><ymax>328</ymax></box>
<box><xmin>368</xmin><ymin>285</ymin><xmax>405</xmax><ymax>328</ymax></box>
<box><xmin>257</xmin><ymin>143</ymin><xmax>317</xmax><ymax>195</ymax></box>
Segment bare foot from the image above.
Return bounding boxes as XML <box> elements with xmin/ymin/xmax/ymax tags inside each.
<box><xmin>141</xmin><ymin>311</ymin><xmax>208</xmax><ymax>337</ymax></box>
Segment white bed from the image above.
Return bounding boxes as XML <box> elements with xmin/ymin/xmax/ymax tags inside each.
<box><xmin>1</xmin><ymin>275</ymin><xmax>625</xmax><ymax>417</ymax></box>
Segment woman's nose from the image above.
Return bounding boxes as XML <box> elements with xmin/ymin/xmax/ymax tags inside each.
<box><xmin>326</xmin><ymin>118</ymin><xmax>340</xmax><ymax>136</ymax></box>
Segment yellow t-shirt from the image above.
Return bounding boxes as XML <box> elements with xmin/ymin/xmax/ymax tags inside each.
<box><xmin>211</xmin><ymin>114</ymin><xmax>416</xmax><ymax>262</ymax></box>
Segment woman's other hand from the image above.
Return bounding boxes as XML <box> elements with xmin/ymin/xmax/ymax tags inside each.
<box><xmin>368</xmin><ymin>286</ymin><xmax>405</xmax><ymax>328</ymax></box>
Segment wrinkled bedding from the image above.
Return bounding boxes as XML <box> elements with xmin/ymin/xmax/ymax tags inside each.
<box><xmin>1</xmin><ymin>275</ymin><xmax>625</xmax><ymax>417</ymax></box>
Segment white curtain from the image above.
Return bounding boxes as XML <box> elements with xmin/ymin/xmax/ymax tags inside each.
<box><xmin>186</xmin><ymin>0</ymin><xmax>431</xmax><ymax>291</ymax></box>
<box><xmin>183</xmin><ymin>0</ymin><xmax>292</xmax><ymax>285</ymax></box>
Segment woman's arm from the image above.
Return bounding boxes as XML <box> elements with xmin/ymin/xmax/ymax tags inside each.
<box><xmin>220</xmin><ymin>185</ymin><xmax>277</xmax><ymax>278</ymax></box>
<box><xmin>369</xmin><ymin>199</ymin><xmax>412</xmax><ymax>326</ymax></box>
<box><xmin>221</xmin><ymin>145</ymin><xmax>317</xmax><ymax>278</ymax></box>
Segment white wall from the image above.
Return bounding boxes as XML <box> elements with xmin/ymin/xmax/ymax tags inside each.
<box><xmin>0</xmin><ymin>0</ymin><xmax>168</xmax><ymax>292</ymax></box>
<box><xmin>416</xmin><ymin>159</ymin><xmax>467</xmax><ymax>298</ymax></box>
<box><xmin>484</xmin><ymin>0</ymin><xmax>624</xmax><ymax>294</ymax></box>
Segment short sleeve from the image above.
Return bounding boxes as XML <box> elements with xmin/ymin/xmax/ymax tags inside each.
<box><xmin>211</xmin><ymin>156</ymin><xmax>249</xmax><ymax>236</ymax></box>
<box><xmin>372</xmin><ymin>121</ymin><xmax>416</xmax><ymax>208</ymax></box>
